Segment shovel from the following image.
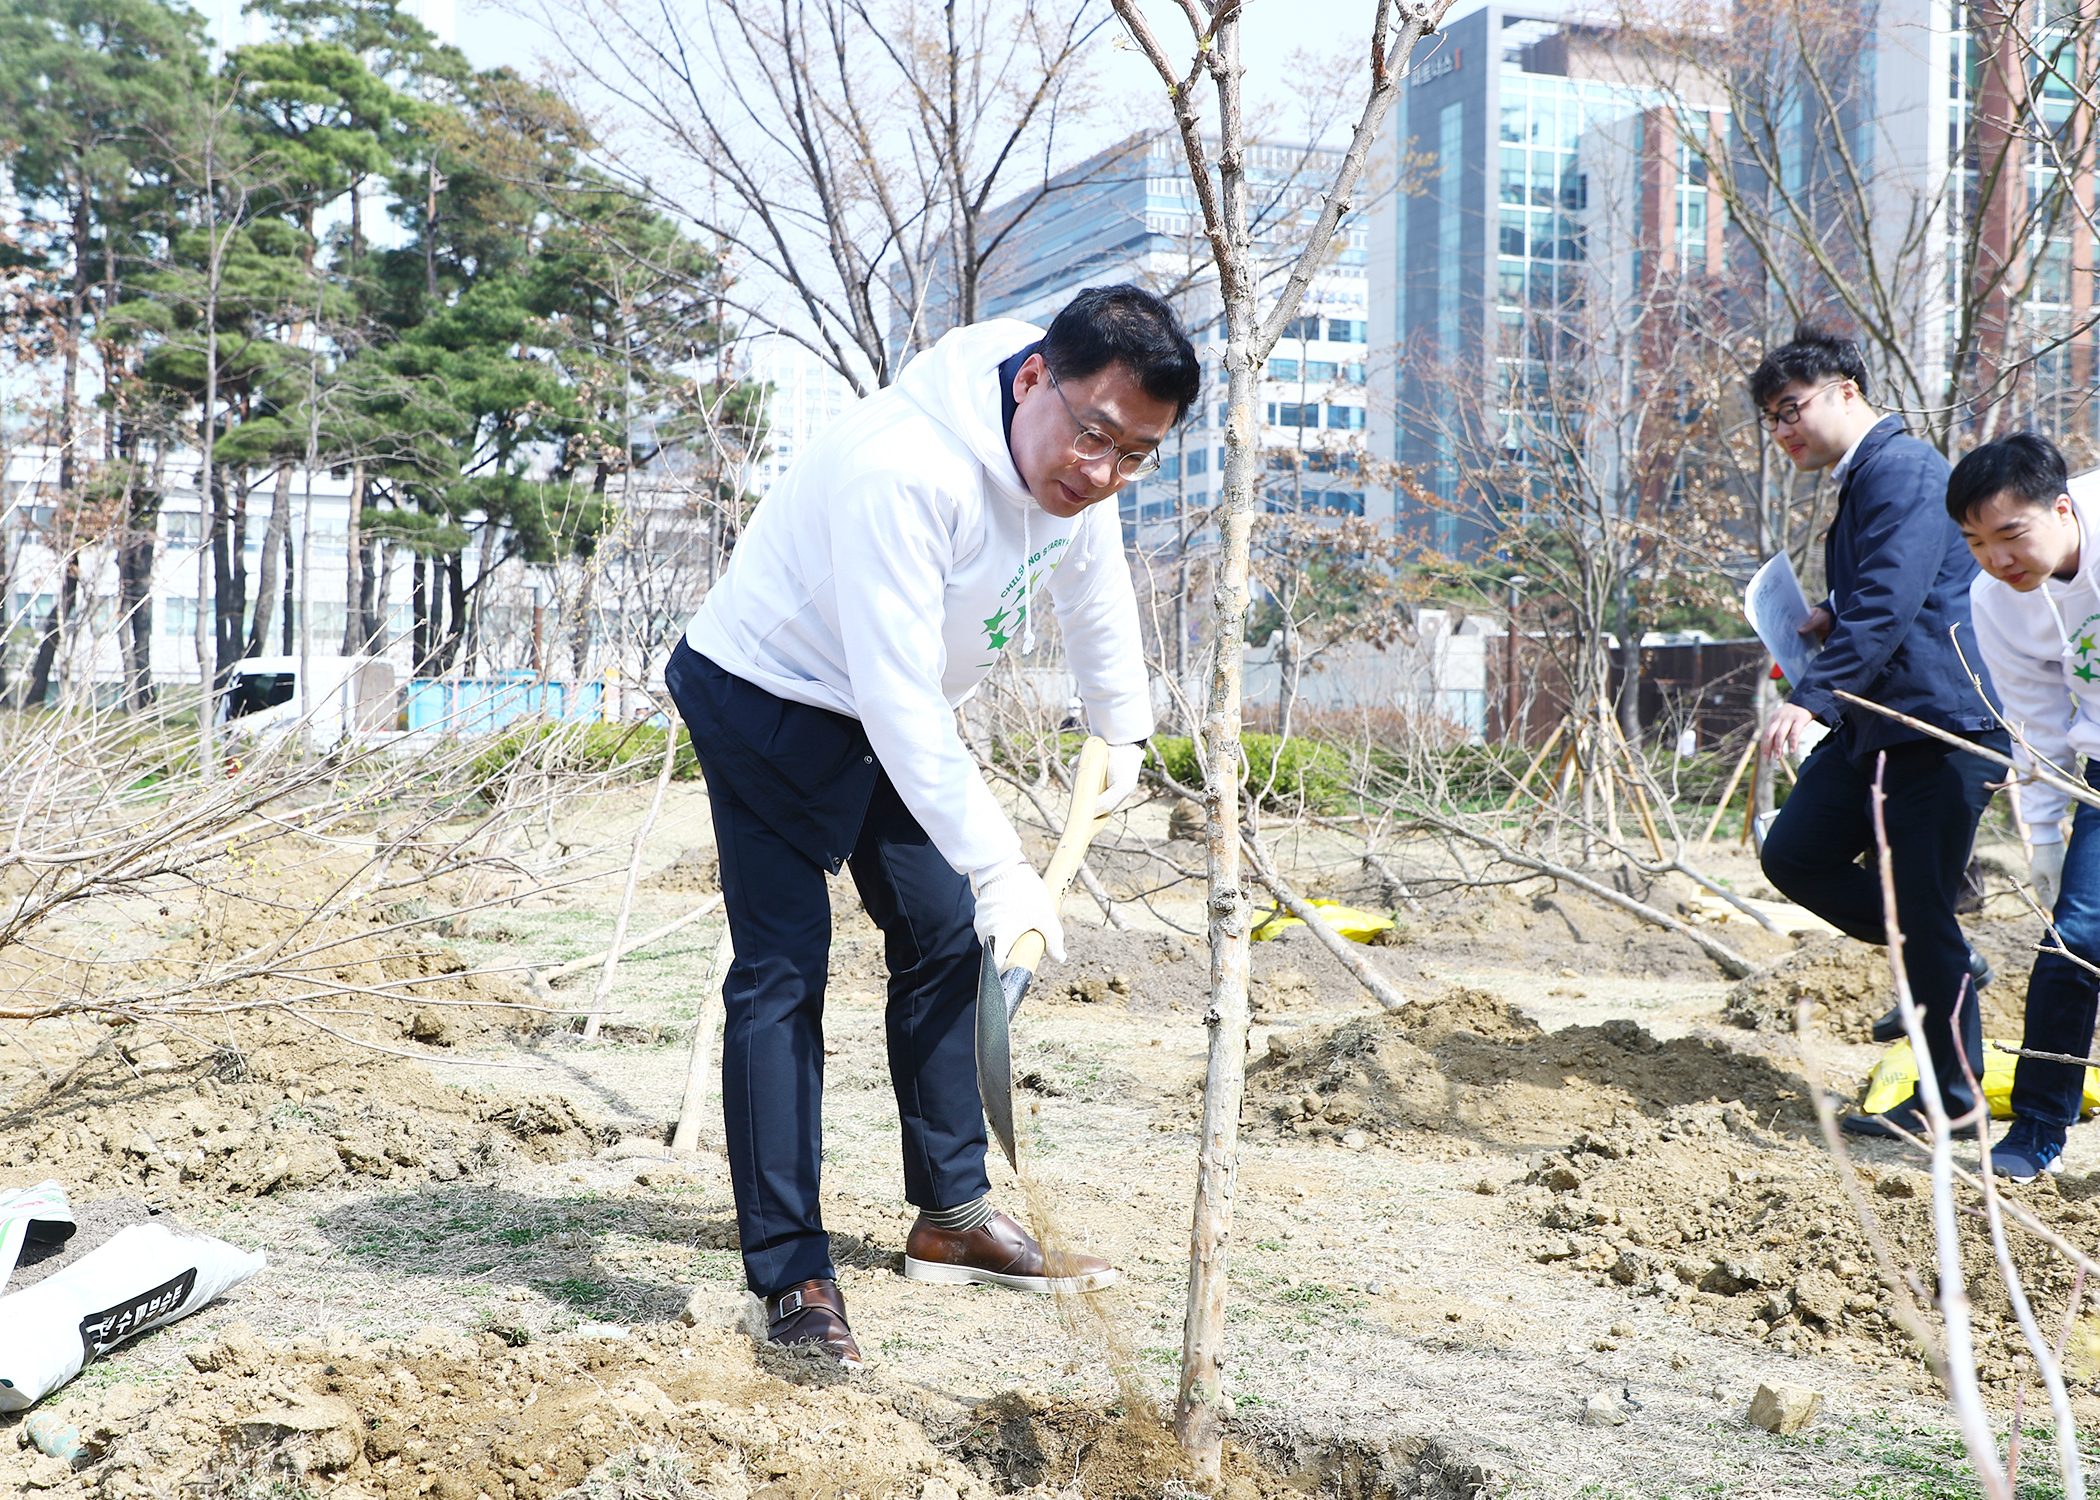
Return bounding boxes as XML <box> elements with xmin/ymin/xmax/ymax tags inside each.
<box><xmin>976</xmin><ymin>734</ymin><xmax>1114</xmax><ymax>1169</ymax></box>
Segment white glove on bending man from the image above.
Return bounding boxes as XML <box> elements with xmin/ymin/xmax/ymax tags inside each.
<box><xmin>2032</xmin><ymin>840</ymin><xmax>2067</xmax><ymax>916</ymax></box>
<box><xmin>971</xmin><ymin>858</ymin><xmax>1066</xmax><ymax>969</ymax></box>
<box><xmin>1094</xmin><ymin>742</ymin><xmax>1147</xmax><ymax>817</ymax></box>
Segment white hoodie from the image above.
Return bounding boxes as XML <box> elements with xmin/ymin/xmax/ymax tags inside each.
<box><xmin>1968</xmin><ymin>473</ymin><xmax>2100</xmax><ymax>844</ymax></box>
<box><xmin>682</xmin><ymin>319</ymin><xmax>1154</xmax><ymax>877</ymax></box>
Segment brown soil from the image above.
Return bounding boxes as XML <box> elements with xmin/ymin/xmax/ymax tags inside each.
<box><xmin>0</xmin><ymin>1008</ymin><xmax>607</xmax><ymax>1207</ymax></box>
<box><xmin>1232</xmin><ymin>987</ymin><xmax>1816</xmax><ymax>1147</ymax></box>
<box><xmin>23</xmin><ymin>1320</ymin><xmax>1310</xmax><ymax>1500</ymax></box>
<box><xmin>1506</xmin><ymin>1102</ymin><xmax>2100</xmax><ymax>1406</ymax></box>
<box><xmin>0</xmin><ymin>794</ymin><xmax>2074</xmax><ymax>1498</ymax></box>
<box><xmin>1723</xmin><ymin>915</ymin><xmax>2042</xmax><ymax>1040</ymax></box>
<box><xmin>646</xmin><ymin>847</ymin><xmax>720</xmax><ymax>895</ymax></box>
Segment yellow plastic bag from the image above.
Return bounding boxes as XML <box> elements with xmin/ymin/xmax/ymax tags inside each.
<box><xmin>1862</xmin><ymin>1038</ymin><xmax>2100</xmax><ymax>1120</ymax></box>
<box><xmin>1251</xmin><ymin>898</ymin><xmax>1396</xmax><ymax>944</ymax></box>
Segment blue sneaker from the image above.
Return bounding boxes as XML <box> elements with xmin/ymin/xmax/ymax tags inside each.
<box><xmin>1991</xmin><ymin>1119</ymin><xmax>2067</xmax><ymax>1184</ymax></box>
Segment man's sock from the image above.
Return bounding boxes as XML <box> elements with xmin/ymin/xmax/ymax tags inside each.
<box><xmin>921</xmin><ymin>1195</ymin><xmax>996</xmax><ymax>1233</ymax></box>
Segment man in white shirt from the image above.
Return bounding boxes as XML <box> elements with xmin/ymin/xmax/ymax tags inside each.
<box><xmin>664</xmin><ymin>286</ymin><xmax>1196</xmax><ymax>1366</ymax></box>
<box><xmin>1950</xmin><ymin>431</ymin><xmax>2100</xmax><ymax>1180</ymax></box>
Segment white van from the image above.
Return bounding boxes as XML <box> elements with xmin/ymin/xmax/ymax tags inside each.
<box><xmin>219</xmin><ymin>655</ymin><xmax>397</xmax><ymax>744</ymax></box>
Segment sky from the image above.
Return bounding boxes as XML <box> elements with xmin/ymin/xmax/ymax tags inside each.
<box><xmin>448</xmin><ymin>0</ymin><xmax>1492</xmax><ymax>160</ymax></box>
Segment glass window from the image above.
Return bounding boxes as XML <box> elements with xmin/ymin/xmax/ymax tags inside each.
<box><xmin>1186</xmin><ymin>448</ymin><xmax>1208</xmax><ymax>476</ymax></box>
<box><xmin>1305</xmin><ymin>360</ymin><xmax>1338</xmax><ymax>381</ymax></box>
<box><xmin>1499</xmin><ymin>210</ymin><xmax>1527</xmax><ymax>257</ymax></box>
<box><xmin>1500</xmin><ymin>103</ymin><xmax>1524</xmax><ymax>144</ymax></box>
<box><xmin>1498</xmin><ymin>262</ymin><xmax>1526</xmax><ymax>304</ymax></box>
<box><xmin>1501</xmin><ymin>148</ymin><xmax>1526</xmax><ymax>204</ymax></box>
<box><xmin>1327</xmin><ymin>406</ymin><xmax>1365</xmax><ymax>430</ymax></box>
<box><xmin>1268</xmin><ymin>357</ymin><xmax>1300</xmax><ymax>380</ymax></box>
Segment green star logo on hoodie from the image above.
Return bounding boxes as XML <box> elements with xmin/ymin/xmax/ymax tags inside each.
<box><xmin>983</xmin><ymin>607</ymin><xmax>1012</xmax><ymax>650</ymax></box>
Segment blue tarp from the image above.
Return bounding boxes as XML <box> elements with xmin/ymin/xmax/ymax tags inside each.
<box><xmin>402</xmin><ymin>674</ymin><xmax>604</xmax><ymax>734</ymax></box>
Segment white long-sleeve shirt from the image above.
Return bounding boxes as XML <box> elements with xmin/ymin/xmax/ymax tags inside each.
<box><xmin>1969</xmin><ymin>474</ymin><xmax>2100</xmax><ymax>843</ymax></box>
<box><xmin>683</xmin><ymin>319</ymin><xmax>1155</xmax><ymax>876</ymax></box>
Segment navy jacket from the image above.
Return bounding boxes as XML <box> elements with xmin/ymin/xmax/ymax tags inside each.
<box><xmin>1787</xmin><ymin>415</ymin><xmax>1998</xmax><ymax>758</ymax></box>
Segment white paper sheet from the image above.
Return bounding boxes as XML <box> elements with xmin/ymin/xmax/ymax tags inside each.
<box><xmin>1744</xmin><ymin>553</ymin><xmax>1823</xmax><ymax>687</ymax></box>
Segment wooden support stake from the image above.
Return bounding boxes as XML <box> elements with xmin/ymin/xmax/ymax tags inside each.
<box><xmin>1699</xmin><ymin>738</ymin><xmax>1757</xmax><ymax>848</ymax></box>
<box><xmin>1739</xmin><ymin>751</ymin><xmax>1762</xmax><ymax>848</ymax></box>
<box><xmin>1499</xmin><ymin>721</ymin><xmax>1566</xmax><ymax>813</ymax></box>
<box><xmin>671</xmin><ymin>924</ymin><xmax>734</xmax><ymax>1153</ymax></box>
<box><xmin>582</xmin><ymin>725</ymin><xmax>681</xmax><ymax>1041</ymax></box>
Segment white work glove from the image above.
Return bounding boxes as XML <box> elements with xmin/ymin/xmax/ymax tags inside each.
<box><xmin>2032</xmin><ymin>840</ymin><xmax>2067</xmax><ymax>915</ymax></box>
<box><xmin>1095</xmin><ymin>742</ymin><xmax>1146</xmax><ymax>816</ymax></box>
<box><xmin>971</xmin><ymin>858</ymin><xmax>1066</xmax><ymax>968</ymax></box>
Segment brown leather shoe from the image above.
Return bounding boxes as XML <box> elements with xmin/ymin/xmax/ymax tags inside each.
<box><xmin>764</xmin><ymin>1278</ymin><xmax>863</xmax><ymax>1370</ymax></box>
<box><xmin>904</xmin><ymin>1211</ymin><xmax>1119</xmax><ymax>1293</ymax></box>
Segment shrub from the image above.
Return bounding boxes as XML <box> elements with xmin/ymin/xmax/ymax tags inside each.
<box><xmin>471</xmin><ymin>721</ymin><xmax>700</xmax><ymax>796</ymax></box>
<box><xmin>1151</xmin><ymin>733</ymin><xmax>1355</xmax><ymax>813</ymax></box>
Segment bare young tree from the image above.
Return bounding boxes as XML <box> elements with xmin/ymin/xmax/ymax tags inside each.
<box><xmin>1103</xmin><ymin>0</ymin><xmax>1448</xmax><ymax>1472</ymax></box>
<box><xmin>522</xmin><ymin>0</ymin><xmax>1111</xmax><ymax>393</ymax></box>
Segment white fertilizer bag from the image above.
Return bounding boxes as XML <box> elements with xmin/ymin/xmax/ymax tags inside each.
<box><xmin>0</xmin><ymin>1181</ymin><xmax>75</xmax><ymax>1296</ymax></box>
<box><xmin>0</xmin><ymin>1222</ymin><xmax>266</xmax><ymax>1411</ymax></box>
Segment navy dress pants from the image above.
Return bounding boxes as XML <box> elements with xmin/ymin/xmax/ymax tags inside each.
<box><xmin>1760</xmin><ymin>729</ymin><xmax>2006</xmax><ymax>1119</ymax></box>
<box><xmin>665</xmin><ymin>642</ymin><xmax>992</xmax><ymax>1298</ymax></box>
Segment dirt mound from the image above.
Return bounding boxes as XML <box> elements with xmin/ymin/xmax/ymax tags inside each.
<box><xmin>5</xmin><ymin>1322</ymin><xmax>1295</xmax><ymax>1500</ymax></box>
<box><xmin>1725</xmin><ymin>921</ymin><xmax>2039</xmax><ymax>1039</ymax></box>
<box><xmin>1723</xmin><ymin>936</ymin><xmax>1892</xmax><ymax>1038</ymax></box>
<box><xmin>0</xmin><ymin>1013</ymin><xmax>606</xmax><ymax>1206</ymax></box>
<box><xmin>1508</xmin><ymin>1104</ymin><xmax>2100</xmax><ymax>1393</ymax></box>
<box><xmin>1368</xmin><ymin>880</ymin><xmax>1794</xmax><ymax>981</ymax></box>
<box><xmin>1231</xmin><ymin>987</ymin><xmax>1815</xmax><ymax>1147</ymax></box>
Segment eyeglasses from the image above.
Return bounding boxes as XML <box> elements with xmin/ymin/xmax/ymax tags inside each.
<box><xmin>1757</xmin><ymin>381</ymin><xmax>1843</xmax><ymax>432</ymax></box>
<box><xmin>1049</xmin><ymin>375</ymin><xmax>1163</xmax><ymax>479</ymax></box>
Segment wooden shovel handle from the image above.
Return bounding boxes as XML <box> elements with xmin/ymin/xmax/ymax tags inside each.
<box><xmin>1003</xmin><ymin>736</ymin><xmax>1113</xmax><ymax>972</ymax></box>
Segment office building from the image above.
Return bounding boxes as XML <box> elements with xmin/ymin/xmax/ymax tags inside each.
<box><xmin>1369</xmin><ymin>7</ymin><xmax>1700</xmax><ymax>555</ymax></box>
<box><xmin>971</xmin><ymin>131</ymin><xmax>1373</xmax><ymax>540</ymax></box>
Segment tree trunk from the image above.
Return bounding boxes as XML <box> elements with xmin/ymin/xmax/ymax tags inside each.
<box><xmin>120</xmin><ymin>485</ymin><xmax>159</xmax><ymax>708</ymax></box>
<box><xmin>366</xmin><ymin>541</ymin><xmax>393</xmax><ymax>654</ymax></box>
<box><xmin>438</xmin><ymin>552</ymin><xmax>467</xmax><ymax>672</ymax></box>
<box><xmin>247</xmin><ymin>465</ymin><xmax>291</xmax><ymax>659</ymax></box>
<box><xmin>212</xmin><ymin>467</ymin><xmax>249</xmax><ymax>685</ymax></box>
<box><xmin>411</xmin><ymin>553</ymin><xmax>429</xmax><ymax>673</ymax></box>
<box><xmin>280</xmin><ymin>509</ymin><xmax>294</xmax><ymax>655</ymax></box>
<box><xmin>341</xmin><ymin>462</ymin><xmax>366</xmax><ymax>654</ymax></box>
<box><xmin>22</xmin><ymin>553</ymin><xmax>79</xmax><ymax>707</ymax></box>
<box><xmin>571</xmin><ymin>563</ymin><xmax>595</xmax><ymax>682</ymax></box>
<box><xmin>1616</xmin><ymin>602</ymin><xmax>1642</xmax><ymax>746</ymax></box>
<box><xmin>466</xmin><ymin>528</ymin><xmax>497</xmax><ymax>674</ymax></box>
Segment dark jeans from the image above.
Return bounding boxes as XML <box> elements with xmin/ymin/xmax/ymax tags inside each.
<box><xmin>2011</xmin><ymin>762</ymin><xmax>2100</xmax><ymax>1131</ymax></box>
<box><xmin>666</xmin><ymin>646</ymin><xmax>991</xmax><ymax>1297</ymax></box>
<box><xmin>1760</xmin><ymin>729</ymin><xmax>2007</xmax><ymax>1118</ymax></box>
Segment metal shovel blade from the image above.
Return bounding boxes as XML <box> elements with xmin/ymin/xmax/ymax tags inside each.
<box><xmin>974</xmin><ymin>946</ymin><xmax>1036</xmax><ymax>1170</ymax></box>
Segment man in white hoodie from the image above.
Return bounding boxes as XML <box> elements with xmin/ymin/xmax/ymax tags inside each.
<box><xmin>664</xmin><ymin>286</ymin><xmax>1198</xmax><ymax>1366</ymax></box>
<box><xmin>1951</xmin><ymin>432</ymin><xmax>2100</xmax><ymax>1181</ymax></box>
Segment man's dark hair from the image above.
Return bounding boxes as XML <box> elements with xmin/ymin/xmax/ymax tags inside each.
<box><xmin>1042</xmin><ymin>284</ymin><xmax>1201</xmax><ymax>421</ymax></box>
<box><xmin>1945</xmin><ymin>431</ymin><xmax>2070</xmax><ymax>526</ymax></box>
<box><xmin>1749</xmin><ymin>321</ymin><xmax>1871</xmax><ymax>409</ymax></box>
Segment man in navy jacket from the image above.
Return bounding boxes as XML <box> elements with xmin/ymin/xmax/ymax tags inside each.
<box><xmin>1753</xmin><ymin>324</ymin><xmax>2007</xmax><ymax>1135</ymax></box>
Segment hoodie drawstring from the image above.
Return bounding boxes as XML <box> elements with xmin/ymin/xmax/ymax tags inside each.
<box><xmin>1020</xmin><ymin>504</ymin><xmax>1037</xmax><ymax>655</ymax></box>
